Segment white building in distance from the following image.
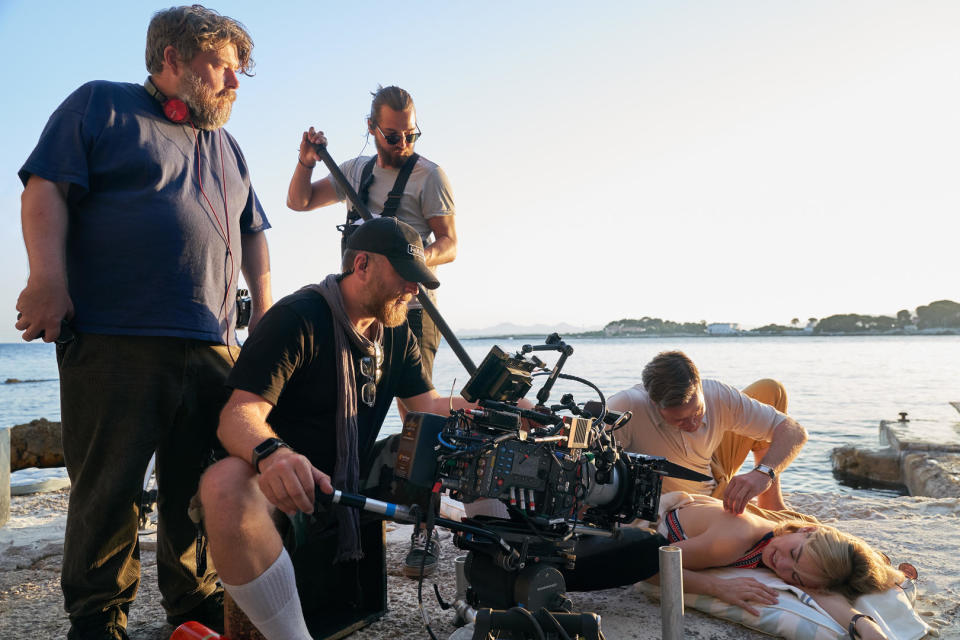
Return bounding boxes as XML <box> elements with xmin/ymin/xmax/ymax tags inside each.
<box><xmin>707</xmin><ymin>323</ymin><xmax>741</xmax><ymax>335</ymax></box>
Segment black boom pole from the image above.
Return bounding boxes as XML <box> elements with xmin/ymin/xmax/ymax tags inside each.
<box><xmin>313</xmin><ymin>143</ymin><xmax>477</xmax><ymax>375</ymax></box>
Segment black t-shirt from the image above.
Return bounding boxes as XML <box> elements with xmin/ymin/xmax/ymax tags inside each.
<box><xmin>226</xmin><ymin>288</ymin><xmax>432</xmax><ymax>474</ymax></box>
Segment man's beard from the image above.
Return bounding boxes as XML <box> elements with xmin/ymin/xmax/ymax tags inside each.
<box><xmin>365</xmin><ymin>280</ymin><xmax>411</xmax><ymax>328</ymax></box>
<box><xmin>374</xmin><ymin>295</ymin><xmax>410</xmax><ymax>328</ymax></box>
<box><xmin>179</xmin><ymin>69</ymin><xmax>236</xmax><ymax>130</ymax></box>
<box><xmin>374</xmin><ymin>136</ymin><xmax>413</xmax><ymax>169</ymax></box>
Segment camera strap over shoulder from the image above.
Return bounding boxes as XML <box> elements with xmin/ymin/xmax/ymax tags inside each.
<box><xmin>381</xmin><ymin>152</ymin><xmax>419</xmax><ymax>218</ymax></box>
<box><xmin>343</xmin><ymin>153</ymin><xmax>419</xmax><ymax>223</ymax></box>
<box><xmin>340</xmin><ymin>153</ymin><xmax>420</xmax><ymax>251</ymax></box>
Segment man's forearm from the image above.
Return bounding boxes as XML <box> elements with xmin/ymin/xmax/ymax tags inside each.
<box><xmin>21</xmin><ymin>177</ymin><xmax>69</xmax><ymax>285</ymax></box>
<box><xmin>756</xmin><ymin>417</ymin><xmax>807</xmax><ymax>473</ymax></box>
<box><xmin>16</xmin><ymin>177</ymin><xmax>75</xmax><ymax>341</ymax></box>
<box><xmin>286</xmin><ymin>159</ymin><xmax>316</xmax><ymax>210</ymax></box>
<box><xmin>217</xmin><ymin>391</ymin><xmax>279</xmax><ymax>463</ymax></box>
<box><xmin>424</xmin><ymin>235</ymin><xmax>456</xmax><ymax>267</ymax></box>
<box><xmin>240</xmin><ymin>231</ymin><xmax>272</xmax><ymax>317</ymax></box>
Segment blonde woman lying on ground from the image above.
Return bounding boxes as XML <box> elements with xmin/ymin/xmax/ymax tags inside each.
<box><xmin>563</xmin><ymin>492</ymin><xmax>903</xmax><ymax>640</ymax></box>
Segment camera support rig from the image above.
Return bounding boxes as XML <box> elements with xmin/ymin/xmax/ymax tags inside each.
<box><xmin>389</xmin><ymin>335</ymin><xmax>710</xmax><ymax>638</ymax></box>
<box><xmin>312</xmin><ymin>144</ymin><xmax>708</xmax><ymax>638</ymax></box>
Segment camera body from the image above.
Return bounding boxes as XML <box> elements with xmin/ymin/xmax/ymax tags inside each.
<box><xmin>397</xmin><ymin>406</ymin><xmax>667</xmax><ymax>532</ymax></box>
<box><xmin>396</xmin><ymin>338</ymin><xmax>671</xmax><ymax>530</ymax></box>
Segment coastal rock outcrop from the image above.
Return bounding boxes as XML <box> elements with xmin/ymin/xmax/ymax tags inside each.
<box><xmin>10</xmin><ymin>419</ymin><xmax>63</xmax><ymax>471</ymax></box>
<box><xmin>901</xmin><ymin>452</ymin><xmax>960</xmax><ymax>498</ymax></box>
<box><xmin>832</xmin><ymin>414</ymin><xmax>960</xmax><ymax>498</ymax></box>
<box><xmin>830</xmin><ymin>446</ymin><xmax>905</xmax><ymax>492</ymax></box>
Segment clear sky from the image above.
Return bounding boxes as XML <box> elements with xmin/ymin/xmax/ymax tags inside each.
<box><xmin>1</xmin><ymin>1</ymin><xmax>958</xmax><ymax>343</ymax></box>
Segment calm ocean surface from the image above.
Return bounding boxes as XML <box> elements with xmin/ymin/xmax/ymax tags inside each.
<box><xmin>3</xmin><ymin>335</ymin><xmax>959</xmax><ymax>496</ymax></box>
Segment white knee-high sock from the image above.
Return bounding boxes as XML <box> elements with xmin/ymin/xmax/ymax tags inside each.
<box><xmin>221</xmin><ymin>548</ymin><xmax>312</xmax><ymax>640</ymax></box>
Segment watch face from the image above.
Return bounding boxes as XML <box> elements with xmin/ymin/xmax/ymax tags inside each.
<box><xmin>755</xmin><ymin>465</ymin><xmax>774</xmax><ymax>478</ymax></box>
<box><xmin>255</xmin><ymin>438</ymin><xmax>280</xmax><ymax>456</ymax></box>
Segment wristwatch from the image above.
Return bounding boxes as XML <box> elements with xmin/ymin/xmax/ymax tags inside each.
<box><xmin>252</xmin><ymin>437</ymin><xmax>291</xmax><ymax>473</ymax></box>
<box><xmin>752</xmin><ymin>463</ymin><xmax>776</xmax><ymax>480</ymax></box>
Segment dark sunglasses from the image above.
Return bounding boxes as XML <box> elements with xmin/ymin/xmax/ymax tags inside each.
<box><xmin>359</xmin><ymin>343</ymin><xmax>383</xmax><ymax>408</ymax></box>
<box><xmin>376</xmin><ymin>124</ymin><xmax>421</xmax><ymax>146</ymax></box>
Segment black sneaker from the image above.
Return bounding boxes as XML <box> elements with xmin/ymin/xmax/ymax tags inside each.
<box><xmin>402</xmin><ymin>531</ymin><xmax>442</xmax><ymax>578</ymax></box>
<box><xmin>165</xmin><ymin>589</ymin><xmax>225</xmax><ymax>633</ymax></box>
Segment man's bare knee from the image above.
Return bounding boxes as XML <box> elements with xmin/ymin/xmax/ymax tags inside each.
<box><xmin>199</xmin><ymin>457</ymin><xmax>264</xmax><ymax>528</ymax></box>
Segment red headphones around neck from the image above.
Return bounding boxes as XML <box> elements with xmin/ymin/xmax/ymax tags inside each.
<box><xmin>144</xmin><ymin>77</ymin><xmax>189</xmax><ymax>124</ymax></box>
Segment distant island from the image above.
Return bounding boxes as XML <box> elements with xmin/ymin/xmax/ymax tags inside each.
<box><xmin>595</xmin><ymin>299</ymin><xmax>960</xmax><ymax>338</ymax></box>
<box><xmin>459</xmin><ymin>299</ymin><xmax>960</xmax><ymax>339</ymax></box>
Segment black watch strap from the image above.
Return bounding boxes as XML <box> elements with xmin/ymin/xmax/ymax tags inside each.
<box><xmin>849</xmin><ymin>613</ymin><xmax>876</xmax><ymax>639</ymax></box>
<box><xmin>251</xmin><ymin>437</ymin><xmax>291</xmax><ymax>473</ymax></box>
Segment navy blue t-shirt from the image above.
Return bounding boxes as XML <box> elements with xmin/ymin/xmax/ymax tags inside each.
<box><xmin>19</xmin><ymin>80</ymin><xmax>270</xmax><ymax>344</ymax></box>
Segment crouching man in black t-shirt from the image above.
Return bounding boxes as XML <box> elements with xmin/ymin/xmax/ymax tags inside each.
<box><xmin>198</xmin><ymin>218</ymin><xmax>472</xmax><ymax>640</ymax></box>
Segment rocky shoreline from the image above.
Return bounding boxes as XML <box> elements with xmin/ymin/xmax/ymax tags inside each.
<box><xmin>832</xmin><ymin>415</ymin><xmax>960</xmax><ymax>499</ymax></box>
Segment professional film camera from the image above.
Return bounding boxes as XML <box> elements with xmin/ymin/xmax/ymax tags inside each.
<box><xmin>380</xmin><ymin>334</ymin><xmax>708</xmax><ymax>638</ymax></box>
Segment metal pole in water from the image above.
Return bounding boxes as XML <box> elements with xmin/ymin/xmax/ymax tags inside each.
<box><xmin>659</xmin><ymin>545</ymin><xmax>684</xmax><ymax>640</ymax></box>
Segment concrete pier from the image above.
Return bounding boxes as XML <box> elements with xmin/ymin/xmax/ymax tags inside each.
<box><xmin>832</xmin><ymin>411</ymin><xmax>960</xmax><ymax>498</ymax></box>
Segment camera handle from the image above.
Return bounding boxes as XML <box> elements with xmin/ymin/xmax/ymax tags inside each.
<box><xmin>315</xmin><ymin>486</ymin><xmax>522</xmax><ymax>565</ymax></box>
<box><xmin>521</xmin><ymin>336</ymin><xmax>574</xmax><ymax>410</ymax></box>
<box><xmin>312</xmin><ymin>142</ymin><xmax>477</xmax><ymax>375</ymax></box>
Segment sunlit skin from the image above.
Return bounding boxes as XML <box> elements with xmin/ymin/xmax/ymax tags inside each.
<box><xmin>371</xmin><ymin>105</ymin><xmax>418</xmax><ymax>169</ymax></box>
<box><xmin>657</xmin><ymin>389</ymin><xmax>706</xmax><ymax>432</ymax></box>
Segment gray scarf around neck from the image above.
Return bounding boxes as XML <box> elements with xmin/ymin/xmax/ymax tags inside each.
<box><xmin>304</xmin><ymin>275</ymin><xmax>383</xmax><ymax>562</ymax></box>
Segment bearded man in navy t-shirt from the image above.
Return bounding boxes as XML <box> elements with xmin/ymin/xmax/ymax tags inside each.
<box><xmin>15</xmin><ymin>6</ymin><xmax>271</xmax><ymax>639</ymax></box>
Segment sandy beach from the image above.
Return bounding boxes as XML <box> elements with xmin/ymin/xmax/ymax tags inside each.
<box><xmin>1</xmin><ymin>488</ymin><xmax>957</xmax><ymax>639</ymax></box>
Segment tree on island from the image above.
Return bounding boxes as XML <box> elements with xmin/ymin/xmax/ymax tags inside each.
<box><xmin>814</xmin><ymin>314</ymin><xmax>896</xmax><ymax>334</ymax></box>
<box><xmin>750</xmin><ymin>323</ymin><xmax>800</xmax><ymax>334</ymax></box>
<box><xmin>896</xmin><ymin>309</ymin><xmax>913</xmax><ymax>329</ymax></box>
<box><xmin>604</xmin><ymin>316</ymin><xmax>706</xmax><ymax>336</ymax></box>
<box><xmin>915</xmin><ymin>300</ymin><xmax>960</xmax><ymax>329</ymax></box>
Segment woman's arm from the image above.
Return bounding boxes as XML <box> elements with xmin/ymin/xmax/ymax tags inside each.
<box><xmin>811</xmin><ymin>592</ymin><xmax>887</xmax><ymax>640</ymax></box>
<box><xmin>650</xmin><ymin>531</ymin><xmax>780</xmax><ymax>616</ymax></box>
<box><xmin>647</xmin><ymin>570</ymin><xmax>779</xmax><ymax>616</ymax></box>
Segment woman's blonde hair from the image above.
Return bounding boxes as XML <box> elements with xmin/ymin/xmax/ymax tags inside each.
<box><xmin>775</xmin><ymin>520</ymin><xmax>903</xmax><ymax>600</ymax></box>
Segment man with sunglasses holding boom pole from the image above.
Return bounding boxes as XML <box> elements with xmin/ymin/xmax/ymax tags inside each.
<box><xmin>198</xmin><ymin>218</ymin><xmax>474</xmax><ymax>640</ymax></box>
<box><xmin>287</xmin><ymin>85</ymin><xmax>457</xmax><ymax>577</ymax></box>
<box><xmin>287</xmin><ymin>85</ymin><xmax>456</xmax><ymax>392</ymax></box>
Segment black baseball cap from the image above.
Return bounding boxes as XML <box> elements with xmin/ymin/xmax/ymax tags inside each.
<box><xmin>347</xmin><ymin>217</ymin><xmax>440</xmax><ymax>289</ymax></box>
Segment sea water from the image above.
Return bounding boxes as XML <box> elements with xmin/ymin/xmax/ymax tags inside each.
<box><xmin>3</xmin><ymin>335</ymin><xmax>959</xmax><ymax>496</ymax></box>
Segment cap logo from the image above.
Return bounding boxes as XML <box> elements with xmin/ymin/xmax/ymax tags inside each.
<box><xmin>407</xmin><ymin>243</ymin><xmax>425</xmax><ymax>261</ymax></box>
